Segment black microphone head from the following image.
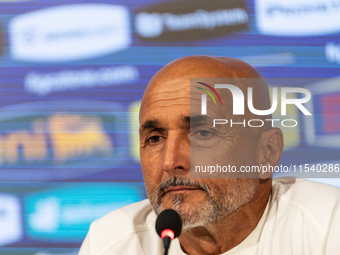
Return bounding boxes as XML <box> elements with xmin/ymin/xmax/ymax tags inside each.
<box><xmin>155</xmin><ymin>209</ymin><xmax>182</xmax><ymax>238</ymax></box>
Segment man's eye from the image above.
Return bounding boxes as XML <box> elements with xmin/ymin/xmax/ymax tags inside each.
<box><xmin>147</xmin><ymin>136</ymin><xmax>162</xmax><ymax>144</ymax></box>
<box><xmin>194</xmin><ymin>130</ymin><xmax>213</xmax><ymax>138</ymax></box>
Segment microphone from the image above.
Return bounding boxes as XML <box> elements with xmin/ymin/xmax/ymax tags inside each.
<box><xmin>156</xmin><ymin>209</ymin><xmax>182</xmax><ymax>255</ymax></box>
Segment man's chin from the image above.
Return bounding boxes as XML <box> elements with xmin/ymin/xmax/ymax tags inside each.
<box><xmin>174</xmin><ymin>203</ymin><xmax>215</xmax><ymax>231</ymax></box>
<box><xmin>156</xmin><ymin>199</ymin><xmax>215</xmax><ymax>230</ymax></box>
<box><xmin>150</xmin><ymin>192</ymin><xmax>210</xmax><ymax>219</ymax></box>
<box><xmin>162</xmin><ymin>190</ymin><xmax>206</xmax><ymax>205</ymax></box>
<box><xmin>163</xmin><ymin>202</ymin><xmax>193</xmax><ymax>213</ymax></box>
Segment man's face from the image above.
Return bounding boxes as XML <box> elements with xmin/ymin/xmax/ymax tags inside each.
<box><xmin>139</xmin><ymin>77</ymin><xmax>259</xmax><ymax>230</ymax></box>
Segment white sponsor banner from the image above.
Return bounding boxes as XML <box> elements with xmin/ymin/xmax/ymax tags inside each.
<box><xmin>136</xmin><ymin>8</ymin><xmax>248</xmax><ymax>38</ymax></box>
<box><xmin>0</xmin><ymin>194</ymin><xmax>22</xmax><ymax>246</ymax></box>
<box><xmin>256</xmin><ymin>0</ymin><xmax>340</xmax><ymax>36</ymax></box>
<box><xmin>24</xmin><ymin>65</ymin><xmax>139</xmax><ymax>96</ymax></box>
<box><xmin>9</xmin><ymin>4</ymin><xmax>131</xmax><ymax>62</ymax></box>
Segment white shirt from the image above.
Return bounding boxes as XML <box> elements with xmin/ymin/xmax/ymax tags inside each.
<box><xmin>78</xmin><ymin>178</ymin><xmax>340</xmax><ymax>255</ymax></box>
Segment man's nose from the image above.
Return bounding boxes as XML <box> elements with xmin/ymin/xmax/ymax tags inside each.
<box><xmin>162</xmin><ymin>132</ymin><xmax>190</xmax><ymax>174</ymax></box>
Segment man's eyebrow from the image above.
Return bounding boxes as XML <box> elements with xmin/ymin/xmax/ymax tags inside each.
<box><xmin>181</xmin><ymin>115</ymin><xmax>211</xmax><ymax>124</ymax></box>
<box><xmin>140</xmin><ymin>119</ymin><xmax>161</xmax><ymax>132</ymax></box>
<box><xmin>189</xmin><ymin>115</ymin><xmax>211</xmax><ymax>124</ymax></box>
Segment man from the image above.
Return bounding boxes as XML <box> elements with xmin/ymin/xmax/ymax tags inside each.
<box><xmin>79</xmin><ymin>56</ymin><xmax>340</xmax><ymax>255</ymax></box>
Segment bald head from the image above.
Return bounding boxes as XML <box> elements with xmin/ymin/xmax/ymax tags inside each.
<box><xmin>141</xmin><ymin>55</ymin><xmax>272</xmax><ymax>129</ymax></box>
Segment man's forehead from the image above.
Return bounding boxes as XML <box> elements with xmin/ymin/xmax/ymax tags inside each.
<box><xmin>139</xmin><ymin>115</ymin><xmax>217</xmax><ymax>133</ymax></box>
<box><xmin>139</xmin><ymin>81</ymin><xmax>235</xmax><ymax>125</ymax></box>
<box><xmin>147</xmin><ymin>77</ymin><xmax>191</xmax><ymax>95</ymax></box>
<box><xmin>139</xmin><ymin>114</ymin><xmax>191</xmax><ymax>133</ymax></box>
<box><xmin>139</xmin><ymin>78</ymin><xmax>190</xmax><ymax>120</ymax></box>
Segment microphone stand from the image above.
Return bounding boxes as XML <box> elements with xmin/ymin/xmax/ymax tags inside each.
<box><xmin>163</xmin><ymin>236</ymin><xmax>171</xmax><ymax>255</ymax></box>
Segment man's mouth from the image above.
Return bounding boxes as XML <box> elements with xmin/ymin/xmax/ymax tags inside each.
<box><xmin>155</xmin><ymin>177</ymin><xmax>211</xmax><ymax>200</ymax></box>
<box><xmin>164</xmin><ymin>185</ymin><xmax>202</xmax><ymax>195</ymax></box>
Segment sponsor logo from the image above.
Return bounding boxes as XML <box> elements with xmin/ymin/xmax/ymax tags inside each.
<box><xmin>0</xmin><ymin>101</ymin><xmax>128</xmax><ymax>181</ymax></box>
<box><xmin>135</xmin><ymin>0</ymin><xmax>248</xmax><ymax>41</ymax></box>
<box><xmin>325</xmin><ymin>42</ymin><xmax>340</xmax><ymax>65</ymax></box>
<box><xmin>304</xmin><ymin>78</ymin><xmax>340</xmax><ymax>148</ymax></box>
<box><xmin>0</xmin><ymin>194</ymin><xmax>22</xmax><ymax>246</ymax></box>
<box><xmin>256</xmin><ymin>0</ymin><xmax>340</xmax><ymax>36</ymax></box>
<box><xmin>25</xmin><ymin>66</ymin><xmax>139</xmax><ymax>96</ymax></box>
<box><xmin>25</xmin><ymin>183</ymin><xmax>145</xmax><ymax>240</ymax></box>
<box><xmin>9</xmin><ymin>4</ymin><xmax>131</xmax><ymax>62</ymax></box>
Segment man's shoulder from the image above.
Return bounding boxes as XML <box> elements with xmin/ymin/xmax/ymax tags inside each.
<box><xmin>92</xmin><ymin>199</ymin><xmax>156</xmax><ymax>234</ymax></box>
<box><xmin>273</xmin><ymin>177</ymin><xmax>340</xmax><ymax>203</ymax></box>
<box><xmin>272</xmin><ymin>177</ymin><xmax>340</xmax><ymax>229</ymax></box>
<box><xmin>81</xmin><ymin>199</ymin><xmax>157</xmax><ymax>254</ymax></box>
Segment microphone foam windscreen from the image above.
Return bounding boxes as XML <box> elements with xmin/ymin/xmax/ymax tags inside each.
<box><xmin>155</xmin><ymin>209</ymin><xmax>182</xmax><ymax>238</ymax></box>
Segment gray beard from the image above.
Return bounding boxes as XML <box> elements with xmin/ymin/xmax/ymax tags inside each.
<box><xmin>147</xmin><ymin>177</ymin><xmax>258</xmax><ymax>231</ymax></box>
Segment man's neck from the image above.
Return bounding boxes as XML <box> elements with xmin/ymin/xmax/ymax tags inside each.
<box><xmin>178</xmin><ymin>179</ymin><xmax>272</xmax><ymax>255</ymax></box>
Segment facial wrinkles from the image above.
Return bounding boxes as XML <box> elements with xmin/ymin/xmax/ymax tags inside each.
<box><xmin>140</xmin><ymin>80</ymin><xmax>190</xmax><ymax>119</ymax></box>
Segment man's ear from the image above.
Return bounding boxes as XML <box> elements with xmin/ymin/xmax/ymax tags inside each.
<box><xmin>258</xmin><ymin>128</ymin><xmax>284</xmax><ymax>179</ymax></box>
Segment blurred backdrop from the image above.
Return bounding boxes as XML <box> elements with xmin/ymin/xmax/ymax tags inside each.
<box><xmin>0</xmin><ymin>0</ymin><xmax>339</xmax><ymax>254</ymax></box>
